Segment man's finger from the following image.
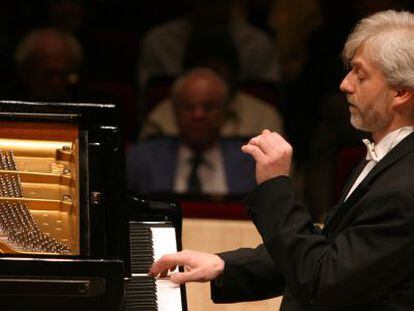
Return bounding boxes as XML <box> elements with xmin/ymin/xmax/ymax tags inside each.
<box><xmin>254</xmin><ymin>131</ymin><xmax>287</xmax><ymax>155</ymax></box>
<box><xmin>247</xmin><ymin>131</ymin><xmax>283</xmax><ymax>154</ymax></box>
<box><xmin>241</xmin><ymin>143</ymin><xmax>266</xmax><ymax>162</ymax></box>
<box><xmin>149</xmin><ymin>253</ymin><xmax>183</xmax><ymax>276</ymax></box>
<box><xmin>159</xmin><ymin>269</ymin><xmax>169</xmax><ymax>278</ymax></box>
<box><xmin>169</xmin><ymin>270</ymin><xmax>199</xmax><ymax>284</ymax></box>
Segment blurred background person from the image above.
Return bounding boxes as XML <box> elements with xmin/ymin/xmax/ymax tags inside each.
<box><xmin>267</xmin><ymin>0</ymin><xmax>322</xmax><ymax>82</ymax></box>
<box><xmin>138</xmin><ymin>0</ymin><xmax>282</xmax><ymax>93</ymax></box>
<box><xmin>140</xmin><ymin>27</ymin><xmax>284</xmax><ymax>140</ymax></box>
<box><xmin>0</xmin><ymin>27</ymin><xmax>95</xmax><ymax>102</ymax></box>
<box><xmin>127</xmin><ymin>68</ymin><xmax>256</xmax><ymax>195</ymax></box>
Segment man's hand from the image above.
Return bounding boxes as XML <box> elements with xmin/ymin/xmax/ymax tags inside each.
<box><xmin>148</xmin><ymin>250</ymin><xmax>225</xmax><ymax>284</ymax></box>
<box><xmin>242</xmin><ymin>129</ymin><xmax>293</xmax><ymax>184</ymax></box>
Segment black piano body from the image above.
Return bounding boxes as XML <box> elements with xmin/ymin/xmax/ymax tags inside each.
<box><xmin>0</xmin><ymin>101</ymin><xmax>186</xmax><ymax>311</ymax></box>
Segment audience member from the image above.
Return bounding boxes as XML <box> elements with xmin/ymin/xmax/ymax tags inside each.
<box><xmin>0</xmin><ymin>26</ymin><xmax>127</xmax><ymax>114</ymax></box>
<box><xmin>127</xmin><ymin>68</ymin><xmax>256</xmax><ymax>195</ymax></box>
<box><xmin>0</xmin><ymin>27</ymin><xmax>96</xmax><ymax>102</ymax></box>
<box><xmin>139</xmin><ymin>27</ymin><xmax>284</xmax><ymax>140</ymax></box>
<box><xmin>267</xmin><ymin>0</ymin><xmax>322</xmax><ymax>81</ymax></box>
<box><xmin>137</xmin><ymin>0</ymin><xmax>282</xmax><ymax>91</ymax></box>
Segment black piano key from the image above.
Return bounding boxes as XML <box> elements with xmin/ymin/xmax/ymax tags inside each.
<box><xmin>129</xmin><ymin>222</ymin><xmax>155</xmax><ymax>274</ymax></box>
<box><xmin>124</xmin><ymin>276</ymin><xmax>158</xmax><ymax>311</ymax></box>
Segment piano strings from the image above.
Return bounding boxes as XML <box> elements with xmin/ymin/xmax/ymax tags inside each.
<box><xmin>0</xmin><ymin>149</ymin><xmax>70</xmax><ymax>253</ymax></box>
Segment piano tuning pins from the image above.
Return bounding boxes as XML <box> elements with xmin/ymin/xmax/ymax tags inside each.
<box><xmin>6</xmin><ymin>150</ymin><xmax>17</xmax><ymax>171</ymax></box>
<box><xmin>0</xmin><ymin>150</ymin><xmax>6</xmax><ymax>170</ymax></box>
<box><xmin>0</xmin><ymin>150</ymin><xmax>71</xmax><ymax>254</ymax></box>
<box><xmin>0</xmin><ymin>150</ymin><xmax>17</xmax><ymax>171</ymax></box>
<box><xmin>63</xmin><ymin>168</ymin><xmax>71</xmax><ymax>175</ymax></box>
<box><xmin>62</xmin><ymin>195</ymin><xmax>72</xmax><ymax>202</ymax></box>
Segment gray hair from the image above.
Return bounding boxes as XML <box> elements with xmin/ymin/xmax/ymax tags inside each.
<box><xmin>14</xmin><ymin>27</ymin><xmax>83</xmax><ymax>70</ymax></box>
<box><xmin>343</xmin><ymin>10</ymin><xmax>414</xmax><ymax>90</ymax></box>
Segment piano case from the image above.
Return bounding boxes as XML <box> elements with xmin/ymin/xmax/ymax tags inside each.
<box><xmin>0</xmin><ymin>101</ymin><xmax>187</xmax><ymax>311</ymax></box>
<box><xmin>0</xmin><ymin>101</ymin><xmax>127</xmax><ymax>310</ymax></box>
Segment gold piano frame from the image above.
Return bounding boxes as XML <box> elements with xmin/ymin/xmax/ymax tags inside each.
<box><xmin>0</xmin><ymin>121</ymin><xmax>80</xmax><ymax>255</ymax></box>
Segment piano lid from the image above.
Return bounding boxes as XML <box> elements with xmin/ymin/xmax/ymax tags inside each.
<box><xmin>0</xmin><ymin>100</ymin><xmax>119</xmax><ymax>126</ymax></box>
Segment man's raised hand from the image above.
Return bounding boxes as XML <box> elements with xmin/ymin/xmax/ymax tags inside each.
<box><xmin>241</xmin><ymin>129</ymin><xmax>293</xmax><ymax>184</ymax></box>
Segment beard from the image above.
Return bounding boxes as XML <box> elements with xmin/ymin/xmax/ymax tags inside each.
<box><xmin>348</xmin><ymin>95</ymin><xmax>392</xmax><ymax>132</ymax></box>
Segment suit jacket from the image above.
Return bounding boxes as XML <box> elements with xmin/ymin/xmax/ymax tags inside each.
<box><xmin>126</xmin><ymin>137</ymin><xmax>256</xmax><ymax>195</ymax></box>
<box><xmin>211</xmin><ymin>132</ymin><xmax>414</xmax><ymax>310</ymax></box>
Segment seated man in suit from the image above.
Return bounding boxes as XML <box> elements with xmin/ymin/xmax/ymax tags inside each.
<box><xmin>126</xmin><ymin>68</ymin><xmax>256</xmax><ymax>195</ymax></box>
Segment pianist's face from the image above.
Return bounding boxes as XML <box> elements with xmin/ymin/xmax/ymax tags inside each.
<box><xmin>340</xmin><ymin>45</ymin><xmax>394</xmax><ymax>135</ymax></box>
<box><xmin>174</xmin><ymin>70</ymin><xmax>227</xmax><ymax>152</ymax></box>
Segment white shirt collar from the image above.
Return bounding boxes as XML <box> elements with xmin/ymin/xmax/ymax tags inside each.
<box><xmin>363</xmin><ymin>126</ymin><xmax>414</xmax><ymax>162</ymax></box>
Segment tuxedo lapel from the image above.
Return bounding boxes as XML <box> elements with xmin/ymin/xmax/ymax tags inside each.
<box><xmin>324</xmin><ymin>133</ymin><xmax>414</xmax><ymax>233</ymax></box>
<box><xmin>324</xmin><ymin>158</ymin><xmax>368</xmax><ymax>231</ymax></box>
<box><xmin>323</xmin><ymin>181</ymin><xmax>370</xmax><ymax>234</ymax></box>
<box><xmin>356</xmin><ymin>132</ymin><xmax>414</xmax><ymax>192</ymax></box>
<box><xmin>338</xmin><ymin>158</ymin><xmax>369</xmax><ymax>203</ymax></box>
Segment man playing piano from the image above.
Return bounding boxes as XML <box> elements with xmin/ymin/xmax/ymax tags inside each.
<box><xmin>150</xmin><ymin>10</ymin><xmax>414</xmax><ymax>310</ymax></box>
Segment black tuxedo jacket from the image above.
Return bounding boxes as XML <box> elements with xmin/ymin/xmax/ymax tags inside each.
<box><xmin>211</xmin><ymin>132</ymin><xmax>414</xmax><ymax>310</ymax></box>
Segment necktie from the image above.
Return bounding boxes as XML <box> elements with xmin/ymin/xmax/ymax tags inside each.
<box><xmin>188</xmin><ymin>154</ymin><xmax>203</xmax><ymax>193</ymax></box>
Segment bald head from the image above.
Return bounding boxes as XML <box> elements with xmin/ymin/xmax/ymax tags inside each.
<box><xmin>172</xmin><ymin>68</ymin><xmax>230</xmax><ymax>152</ymax></box>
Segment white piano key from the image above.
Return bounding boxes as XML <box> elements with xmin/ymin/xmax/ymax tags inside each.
<box><xmin>151</xmin><ymin>227</ymin><xmax>178</xmax><ymax>266</ymax></box>
<box><xmin>156</xmin><ymin>279</ymin><xmax>183</xmax><ymax>311</ymax></box>
<box><xmin>150</xmin><ymin>227</ymin><xmax>183</xmax><ymax>311</ymax></box>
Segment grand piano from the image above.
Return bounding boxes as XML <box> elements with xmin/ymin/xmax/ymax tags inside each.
<box><xmin>0</xmin><ymin>101</ymin><xmax>186</xmax><ymax>311</ymax></box>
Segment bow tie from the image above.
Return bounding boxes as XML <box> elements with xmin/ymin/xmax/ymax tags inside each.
<box><xmin>362</xmin><ymin>138</ymin><xmax>380</xmax><ymax>162</ymax></box>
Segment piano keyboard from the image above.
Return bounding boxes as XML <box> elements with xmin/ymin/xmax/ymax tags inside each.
<box><xmin>124</xmin><ymin>222</ymin><xmax>185</xmax><ymax>311</ymax></box>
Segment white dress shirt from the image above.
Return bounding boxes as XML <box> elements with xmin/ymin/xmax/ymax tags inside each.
<box><xmin>174</xmin><ymin>143</ymin><xmax>228</xmax><ymax>194</ymax></box>
<box><xmin>345</xmin><ymin>126</ymin><xmax>414</xmax><ymax>201</ymax></box>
